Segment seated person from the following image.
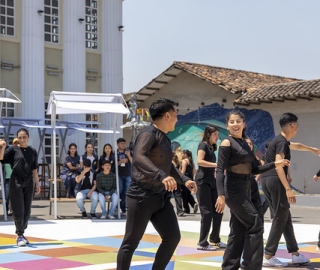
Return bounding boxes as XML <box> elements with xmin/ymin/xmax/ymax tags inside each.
<box><xmin>96</xmin><ymin>160</ymin><xmax>119</xmax><ymax>219</ymax></box>
<box><xmin>60</xmin><ymin>143</ymin><xmax>80</xmax><ymax>198</ymax></box>
<box><xmin>75</xmin><ymin>159</ymin><xmax>99</xmax><ymax>219</ymax></box>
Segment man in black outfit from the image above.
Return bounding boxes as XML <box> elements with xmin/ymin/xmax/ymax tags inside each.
<box><xmin>261</xmin><ymin>112</ymin><xmax>320</xmax><ymax>267</ymax></box>
<box><xmin>116</xmin><ymin>98</ymin><xmax>198</xmax><ymax>270</ymax></box>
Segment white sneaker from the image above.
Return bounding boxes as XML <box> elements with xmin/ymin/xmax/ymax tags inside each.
<box><xmin>197</xmin><ymin>244</ymin><xmax>217</xmax><ymax>251</ymax></box>
<box><xmin>292</xmin><ymin>253</ymin><xmax>310</xmax><ymax>265</ymax></box>
<box><xmin>100</xmin><ymin>215</ymin><xmax>106</xmax><ymax>219</ymax></box>
<box><xmin>263</xmin><ymin>256</ymin><xmax>288</xmax><ymax>267</ymax></box>
<box><xmin>210</xmin><ymin>241</ymin><xmax>227</xmax><ymax>248</ymax></box>
<box><xmin>316</xmin><ymin>246</ymin><xmax>320</xmax><ymax>252</ymax></box>
<box><xmin>108</xmin><ymin>214</ymin><xmax>115</xmax><ymax>219</ymax></box>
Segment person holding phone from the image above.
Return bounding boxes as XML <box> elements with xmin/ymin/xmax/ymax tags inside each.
<box><xmin>116</xmin><ymin>138</ymin><xmax>132</xmax><ymax>215</ymax></box>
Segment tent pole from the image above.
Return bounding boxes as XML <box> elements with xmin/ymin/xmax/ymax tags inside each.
<box><xmin>113</xmin><ymin>113</ymin><xmax>121</xmax><ymax>220</ymax></box>
<box><xmin>51</xmin><ymin>102</ymin><xmax>58</xmax><ymax>219</ymax></box>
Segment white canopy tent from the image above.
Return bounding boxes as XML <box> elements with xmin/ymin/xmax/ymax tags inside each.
<box><xmin>0</xmin><ymin>88</ymin><xmax>21</xmax><ymax>221</ymax></box>
<box><xmin>46</xmin><ymin>91</ymin><xmax>130</xmax><ymax>219</ymax></box>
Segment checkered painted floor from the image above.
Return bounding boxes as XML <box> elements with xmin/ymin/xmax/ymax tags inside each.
<box><xmin>0</xmin><ymin>220</ymin><xmax>320</xmax><ymax>269</ymax></box>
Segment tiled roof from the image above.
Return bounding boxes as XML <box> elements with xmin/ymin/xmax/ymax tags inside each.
<box><xmin>171</xmin><ymin>62</ymin><xmax>300</xmax><ymax>93</ymax></box>
<box><xmin>235</xmin><ymin>79</ymin><xmax>320</xmax><ymax>105</ymax></box>
<box><xmin>134</xmin><ymin>61</ymin><xmax>300</xmax><ymax>103</ymax></box>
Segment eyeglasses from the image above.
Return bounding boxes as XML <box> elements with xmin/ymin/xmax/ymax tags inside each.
<box><xmin>18</xmin><ymin>136</ymin><xmax>28</xmax><ymax>140</ymax></box>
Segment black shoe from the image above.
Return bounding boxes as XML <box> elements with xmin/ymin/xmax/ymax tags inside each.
<box><xmin>177</xmin><ymin>212</ymin><xmax>185</xmax><ymax>217</ymax></box>
<box><xmin>90</xmin><ymin>213</ymin><xmax>97</xmax><ymax>219</ymax></box>
<box><xmin>82</xmin><ymin>211</ymin><xmax>88</xmax><ymax>219</ymax></box>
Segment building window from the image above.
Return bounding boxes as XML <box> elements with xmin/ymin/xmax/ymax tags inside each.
<box><xmin>0</xmin><ymin>0</ymin><xmax>15</xmax><ymax>36</ymax></box>
<box><xmin>44</xmin><ymin>102</ymin><xmax>60</xmax><ymax>164</ymax></box>
<box><xmin>85</xmin><ymin>0</ymin><xmax>98</xmax><ymax>50</ymax></box>
<box><xmin>1</xmin><ymin>101</ymin><xmax>14</xmax><ymax>117</ymax></box>
<box><xmin>86</xmin><ymin>113</ymin><xmax>99</xmax><ymax>154</ymax></box>
<box><xmin>44</xmin><ymin>0</ymin><xmax>59</xmax><ymax>43</ymax></box>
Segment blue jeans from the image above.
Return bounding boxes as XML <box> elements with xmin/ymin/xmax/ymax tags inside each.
<box><xmin>61</xmin><ymin>174</ymin><xmax>76</xmax><ymax>197</ymax></box>
<box><xmin>118</xmin><ymin>175</ymin><xmax>131</xmax><ymax>212</ymax></box>
<box><xmin>98</xmin><ymin>191</ymin><xmax>119</xmax><ymax>216</ymax></box>
<box><xmin>76</xmin><ymin>190</ymin><xmax>98</xmax><ymax>214</ymax></box>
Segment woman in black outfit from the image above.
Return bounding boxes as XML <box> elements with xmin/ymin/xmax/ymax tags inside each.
<box><xmin>0</xmin><ymin>128</ymin><xmax>40</xmax><ymax>247</ymax></box>
<box><xmin>195</xmin><ymin>124</ymin><xmax>225</xmax><ymax>251</ymax></box>
<box><xmin>215</xmin><ymin>111</ymin><xmax>289</xmax><ymax>270</ymax></box>
<box><xmin>180</xmin><ymin>149</ymin><xmax>198</xmax><ymax>214</ymax></box>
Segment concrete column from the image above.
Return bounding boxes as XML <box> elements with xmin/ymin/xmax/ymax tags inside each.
<box><xmin>101</xmin><ymin>0</ymin><xmax>124</xmax><ymax>144</ymax></box>
<box><xmin>63</xmin><ymin>0</ymin><xmax>86</xmax><ymax>152</ymax></box>
<box><xmin>20</xmin><ymin>0</ymin><xmax>44</xmax><ymax>150</ymax></box>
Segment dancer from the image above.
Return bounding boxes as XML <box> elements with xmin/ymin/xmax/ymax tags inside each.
<box><xmin>117</xmin><ymin>98</ymin><xmax>197</xmax><ymax>270</ymax></box>
<box><xmin>261</xmin><ymin>112</ymin><xmax>319</xmax><ymax>267</ymax></box>
<box><xmin>0</xmin><ymin>129</ymin><xmax>40</xmax><ymax>247</ymax></box>
<box><xmin>180</xmin><ymin>149</ymin><xmax>198</xmax><ymax>214</ymax></box>
<box><xmin>195</xmin><ymin>124</ymin><xmax>225</xmax><ymax>250</ymax></box>
<box><xmin>215</xmin><ymin>110</ymin><xmax>290</xmax><ymax>270</ymax></box>
<box><xmin>171</xmin><ymin>141</ymin><xmax>185</xmax><ymax>217</ymax></box>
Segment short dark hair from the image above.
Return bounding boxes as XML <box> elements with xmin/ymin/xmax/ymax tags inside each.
<box><xmin>101</xmin><ymin>160</ymin><xmax>111</xmax><ymax>166</ymax></box>
<box><xmin>83</xmin><ymin>159</ymin><xmax>91</xmax><ymax>168</ymax></box>
<box><xmin>149</xmin><ymin>98</ymin><xmax>177</xmax><ymax>121</ymax></box>
<box><xmin>117</xmin><ymin>138</ymin><xmax>126</xmax><ymax>144</ymax></box>
<box><xmin>171</xmin><ymin>141</ymin><xmax>181</xmax><ymax>152</ymax></box>
<box><xmin>279</xmin><ymin>112</ymin><xmax>298</xmax><ymax>127</ymax></box>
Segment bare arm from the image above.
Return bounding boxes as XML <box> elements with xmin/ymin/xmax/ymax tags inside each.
<box><xmin>66</xmin><ymin>162</ymin><xmax>79</xmax><ymax>171</ymax></box>
<box><xmin>197</xmin><ymin>149</ymin><xmax>217</xmax><ymax>168</ymax></box>
<box><xmin>76</xmin><ymin>167</ymin><xmax>90</xmax><ymax>183</ymax></box>
<box><xmin>33</xmin><ymin>168</ymin><xmax>40</xmax><ymax>194</ymax></box>
<box><xmin>275</xmin><ymin>152</ymin><xmax>295</xmax><ymax>204</ymax></box>
<box><xmin>290</xmin><ymin>142</ymin><xmax>320</xmax><ymax>155</ymax></box>
<box><xmin>180</xmin><ymin>159</ymin><xmax>187</xmax><ymax>174</ymax></box>
<box><xmin>0</xmin><ymin>139</ymin><xmax>6</xmax><ymax>160</ymax></box>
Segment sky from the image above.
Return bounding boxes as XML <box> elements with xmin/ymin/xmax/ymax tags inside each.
<box><xmin>122</xmin><ymin>0</ymin><xmax>320</xmax><ymax>94</ymax></box>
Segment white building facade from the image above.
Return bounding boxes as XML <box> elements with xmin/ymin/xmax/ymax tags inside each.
<box><xmin>0</xmin><ymin>0</ymin><xmax>124</xmax><ymax>163</ymax></box>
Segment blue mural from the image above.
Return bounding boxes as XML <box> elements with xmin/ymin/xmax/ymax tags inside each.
<box><xmin>168</xmin><ymin>103</ymin><xmax>275</xmax><ymax>167</ymax></box>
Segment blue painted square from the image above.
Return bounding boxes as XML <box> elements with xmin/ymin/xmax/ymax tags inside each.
<box><xmin>0</xmin><ymin>252</ymin><xmax>47</xmax><ymax>264</ymax></box>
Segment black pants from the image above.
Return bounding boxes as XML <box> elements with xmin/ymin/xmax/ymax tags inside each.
<box><xmin>222</xmin><ymin>175</ymin><xmax>263</xmax><ymax>270</ymax></box>
<box><xmin>318</xmin><ymin>231</ymin><xmax>320</xmax><ymax>247</ymax></box>
<box><xmin>250</xmin><ymin>177</ymin><xmax>264</xmax><ymax>223</ymax></box>
<box><xmin>9</xmin><ymin>174</ymin><xmax>34</xmax><ymax>236</ymax></box>
<box><xmin>196</xmin><ymin>181</ymin><xmax>223</xmax><ymax>246</ymax></box>
<box><xmin>261</xmin><ymin>175</ymin><xmax>298</xmax><ymax>255</ymax></box>
<box><xmin>181</xmin><ymin>184</ymin><xmax>196</xmax><ymax>213</ymax></box>
<box><xmin>117</xmin><ymin>195</ymin><xmax>181</xmax><ymax>270</ymax></box>
<box><xmin>173</xmin><ymin>183</ymin><xmax>184</xmax><ymax>214</ymax></box>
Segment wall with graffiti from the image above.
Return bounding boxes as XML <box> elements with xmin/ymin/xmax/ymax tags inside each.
<box><xmin>168</xmin><ymin>103</ymin><xmax>275</xmax><ymax>167</ymax></box>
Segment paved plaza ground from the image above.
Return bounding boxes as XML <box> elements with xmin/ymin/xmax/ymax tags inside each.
<box><xmin>0</xmin><ymin>195</ymin><xmax>319</xmax><ymax>269</ymax></box>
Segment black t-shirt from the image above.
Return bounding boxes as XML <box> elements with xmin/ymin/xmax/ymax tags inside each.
<box><xmin>197</xmin><ymin>142</ymin><xmax>216</xmax><ymax>174</ymax></box>
<box><xmin>4</xmin><ymin>146</ymin><xmax>38</xmax><ymax>180</ymax></box>
<box><xmin>78</xmin><ymin>170</ymin><xmax>96</xmax><ymax>190</ymax></box>
<box><xmin>262</xmin><ymin>134</ymin><xmax>290</xmax><ymax>178</ymax></box>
